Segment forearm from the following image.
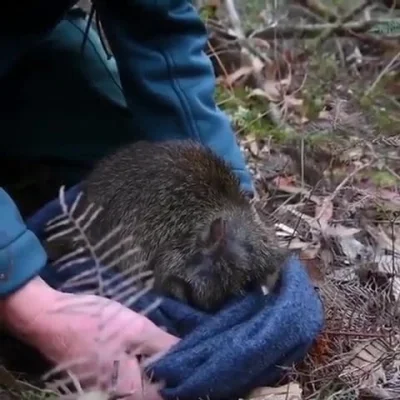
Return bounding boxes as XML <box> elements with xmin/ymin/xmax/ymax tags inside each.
<box><xmin>94</xmin><ymin>0</ymin><xmax>254</xmax><ymax>193</ymax></box>
<box><xmin>0</xmin><ymin>276</ymin><xmax>55</xmax><ymax>341</ymax></box>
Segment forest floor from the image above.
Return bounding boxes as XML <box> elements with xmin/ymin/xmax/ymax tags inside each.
<box><xmin>206</xmin><ymin>1</ymin><xmax>400</xmax><ymax>398</ymax></box>
<box><xmin>1</xmin><ymin>0</ymin><xmax>400</xmax><ymax>399</ymax></box>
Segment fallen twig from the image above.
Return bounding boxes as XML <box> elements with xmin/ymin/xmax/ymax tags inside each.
<box><xmin>304</xmin><ymin>0</ymin><xmax>378</xmax><ymax>54</ymax></box>
<box><xmin>251</xmin><ymin>18</ymin><xmax>400</xmax><ymax>40</ymax></box>
<box><xmin>366</xmin><ymin>49</ymin><xmax>400</xmax><ymax>95</ymax></box>
<box><xmin>315</xmin><ymin>160</ymin><xmax>375</xmax><ymax>222</ymax></box>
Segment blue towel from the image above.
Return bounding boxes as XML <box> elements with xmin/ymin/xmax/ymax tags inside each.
<box><xmin>27</xmin><ymin>184</ymin><xmax>324</xmax><ymax>400</ymax></box>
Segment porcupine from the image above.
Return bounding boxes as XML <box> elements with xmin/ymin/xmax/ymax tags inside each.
<box><xmin>45</xmin><ymin>140</ymin><xmax>288</xmax><ymax>312</ymax></box>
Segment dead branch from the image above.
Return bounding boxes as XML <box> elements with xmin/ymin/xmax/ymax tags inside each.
<box><xmin>312</xmin><ymin>0</ymin><xmax>378</xmax><ymax>50</ymax></box>
<box><xmin>222</xmin><ymin>0</ymin><xmax>296</xmax><ymax>135</ymax></box>
<box><xmin>251</xmin><ymin>18</ymin><xmax>400</xmax><ymax>40</ymax></box>
<box><xmin>296</xmin><ymin>0</ymin><xmax>339</xmax><ymax>22</ymax></box>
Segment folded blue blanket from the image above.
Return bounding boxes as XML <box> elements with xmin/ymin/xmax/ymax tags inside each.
<box><xmin>27</xmin><ymin>184</ymin><xmax>324</xmax><ymax>400</ymax></box>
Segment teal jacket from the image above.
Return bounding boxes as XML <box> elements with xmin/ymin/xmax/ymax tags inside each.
<box><xmin>0</xmin><ymin>0</ymin><xmax>253</xmax><ymax>298</ymax></box>
<box><xmin>0</xmin><ymin>190</ymin><xmax>47</xmax><ymax>297</ymax></box>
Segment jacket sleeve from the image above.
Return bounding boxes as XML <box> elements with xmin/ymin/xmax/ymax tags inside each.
<box><xmin>0</xmin><ymin>189</ymin><xmax>47</xmax><ymax>298</ymax></box>
<box><xmin>94</xmin><ymin>0</ymin><xmax>254</xmax><ymax>194</ymax></box>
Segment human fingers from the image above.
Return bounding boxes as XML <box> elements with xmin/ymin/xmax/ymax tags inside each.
<box><xmin>45</xmin><ymin>293</ymin><xmax>177</xmax><ymax>355</ymax></box>
<box><xmin>119</xmin><ymin>313</ymin><xmax>180</xmax><ymax>357</ymax></box>
<box><xmin>96</xmin><ymin>352</ymin><xmax>164</xmax><ymax>400</ymax></box>
<box><xmin>46</xmin><ymin>293</ymin><xmax>179</xmax><ymax>364</ymax></box>
<box><xmin>92</xmin><ymin>305</ymin><xmax>179</xmax><ymax>358</ymax></box>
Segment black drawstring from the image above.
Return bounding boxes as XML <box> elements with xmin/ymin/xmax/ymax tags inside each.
<box><xmin>80</xmin><ymin>1</ymin><xmax>112</xmax><ymax>60</ymax></box>
<box><xmin>95</xmin><ymin>7</ymin><xmax>112</xmax><ymax>60</ymax></box>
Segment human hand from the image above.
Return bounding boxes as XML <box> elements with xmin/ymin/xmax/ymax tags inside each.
<box><xmin>1</xmin><ymin>277</ymin><xmax>179</xmax><ymax>399</ymax></box>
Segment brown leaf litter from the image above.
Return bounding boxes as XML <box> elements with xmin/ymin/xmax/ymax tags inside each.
<box><xmin>204</xmin><ymin>3</ymin><xmax>400</xmax><ymax>397</ymax></box>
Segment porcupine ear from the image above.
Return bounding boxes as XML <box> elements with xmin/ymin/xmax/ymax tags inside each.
<box><xmin>204</xmin><ymin>217</ymin><xmax>227</xmax><ymax>250</ymax></box>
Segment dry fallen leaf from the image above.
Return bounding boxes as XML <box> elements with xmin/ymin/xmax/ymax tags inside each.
<box><xmin>376</xmin><ymin>225</ymin><xmax>400</xmax><ymax>253</ymax></box>
<box><xmin>302</xmin><ymin>256</ymin><xmax>325</xmax><ymax>283</ymax></box>
<box><xmin>249</xmin><ymin>86</ymin><xmax>280</xmax><ymax>102</ymax></box>
<box><xmin>374</xmin><ymin>252</ymin><xmax>400</xmax><ymax>302</ymax></box>
<box><xmin>325</xmin><ymin>226</ymin><xmax>361</xmax><ymax>238</ymax></box>
<box><xmin>315</xmin><ymin>197</ymin><xmax>334</xmax><ymax>231</ymax></box>
<box><xmin>300</xmin><ymin>242</ymin><xmax>321</xmax><ymax>260</ymax></box>
<box><xmin>273</xmin><ymin>175</ymin><xmax>296</xmax><ymax>187</ymax></box>
<box><xmin>283</xmin><ymin>95</ymin><xmax>304</xmax><ymax>113</ymax></box>
<box><xmin>264</xmin><ymin>81</ymin><xmax>282</xmax><ymax>102</ymax></box>
<box><xmin>248</xmin><ymin>139</ymin><xmax>261</xmax><ymax>157</ymax></box>
<box><xmin>275</xmin><ymin>222</ymin><xmax>297</xmax><ymax>238</ymax></box>
<box><xmin>365</xmin><ymin>225</ymin><xmax>400</xmax><ymax>306</ymax></box>
<box><xmin>248</xmin><ymin>77</ymin><xmax>290</xmax><ymax>103</ymax></box>
<box><xmin>337</xmin><ymin>235</ymin><xmax>368</xmax><ymax>262</ymax></box>
<box><xmin>222</xmin><ymin>65</ymin><xmax>254</xmax><ymax>87</ymax></box>
<box><xmin>273</xmin><ymin>178</ymin><xmax>322</xmax><ymax>204</ymax></box>
<box><xmin>244</xmin><ymin>382</ymin><xmax>302</xmax><ymax>400</ymax></box>
<box><xmin>251</xmin><ymin>37</ymin><xmax>271</xmax><ymax>50</ymax></box>
<box><xmin>360</xmin><ymin>386</ymin><xmax>398</xmax><ymax>400</ymax></box>
<box><xmin>283</xmin><ymin>237</ymin><xmax>308</xmax><ymax>249</ymax></box>
<box><xmin>318</xmin><ymin>110</ymin><xmax>331</xmax><ymax>119</ymax></box>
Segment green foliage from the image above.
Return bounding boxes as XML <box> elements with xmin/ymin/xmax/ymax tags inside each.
<box><xmin>370</xmin><ymin>170</ymin><xmax>400</xmax><ymax>188</ymax></box>
<box><xmin>305</xmin><ymin>131</ymin><xmax>335</xmax><ymax>147</ymax></box>
<box><xmin>309</xmin><ymin>53</ymin><xmax>339</xmax><ymax>84</ymax></box>
<box><xmin>198</xmin><ymin>4</ymin><xmax>218</xmax><ymax>21</ymax></box>
<box><xmin>236</xmin><ymin>0</ymin><xmax>267</xmax><ymax>31</ymax></box>
<box><xmin>359</xmin><ymin>93</ymin><xmax>400</xmax><ymax>136</ymax></box>
<box><xmin>301</xmin><ymin>89</ymin><xmax>325</xmax><ymax>120</ymax></box>
<box><xmin>369</xmin><ymin>19</ymin><xmax>400</xmax><ymax>36</ymax></box>
<box><xmin>215</xmin><ymin>84</ymin><xmax>291</xmax><ymax>142</ymax></box>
